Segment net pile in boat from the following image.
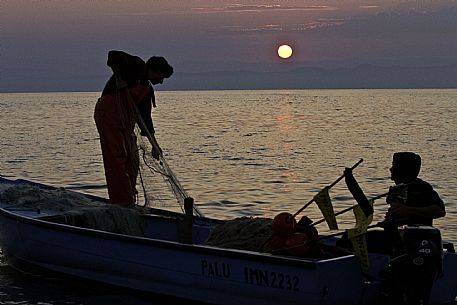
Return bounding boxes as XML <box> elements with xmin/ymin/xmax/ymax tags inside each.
<box><xmin>0</xmin><ymin>184</ymin><xmax>101</xmax><ymax>211</ymax></box>
<box><xmin>53</xmin><ymin>205</ymin><xmax>146</xmax><ymax>236</ymax></box>
<box><xmin>0</xmin><ymin>185</ymin><xmax>146</xmax><ymax>236</ymax></box>
<box><xmin>204</xmin><ymin>217</ymin><xmax>273</xmax><ymax>252</ymax></box>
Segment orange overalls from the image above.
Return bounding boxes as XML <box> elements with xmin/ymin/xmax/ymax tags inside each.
<box><xmin>94</xmin><ymin>85</ymin><xmax>152</xmax><ymax>207</ymax></box>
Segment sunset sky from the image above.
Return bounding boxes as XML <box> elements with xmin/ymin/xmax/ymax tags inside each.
<box><xmin>2</xmin><ymin>0</ymin><xmax>457</xmax><ymax>91</ymax></box>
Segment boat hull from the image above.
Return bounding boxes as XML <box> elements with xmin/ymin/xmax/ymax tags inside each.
<box><xmin>0</xmin><ymin>208</ymin><xmax>365</xmax><ymax>305</ymax></box>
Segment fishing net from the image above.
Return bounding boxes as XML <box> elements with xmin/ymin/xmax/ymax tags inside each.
<box><xmin>204</xmin><ymin>217</ymin><xmax>273</xmax><ymax>252</ymax></box>
<box><xmin>135</xmin><ymin>126</ymin><xmax>186</xmax><ymax>210</ymax></box>
<box><xmin>134</xmin><ymin>112</ymin><xmax>203</xmax><ymax>216</ymax></box>
<box><xmin>114</xmin><ymin>90</ymin><xmax>203</xmax><ymax>217</ymax></box>
<box><xmin>0</xmin><ymin>184</ymin><xmax>146</xmax><ymax>236</ymax></box>
<box><xmin>52</xmin><ymin>205</ymin><xmax>146</xmax><ymax>236</ymax></box>
<box><xmin>0</xmin><ymin>184</ymin><xmax>100</xmax><ymax>211</ymax></box>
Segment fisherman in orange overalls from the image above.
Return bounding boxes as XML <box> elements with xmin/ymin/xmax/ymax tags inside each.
<box><xmin>94</xmin><ymin>50</ymin><xmax>173</xmax><ymax>207</ymax></box>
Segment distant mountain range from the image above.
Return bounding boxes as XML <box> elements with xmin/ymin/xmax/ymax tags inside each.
<box><xmin>166</xmin><ymin>63</ymin><xmax>457</xmax><ymax>91</ymax></box>
<box><xmin>1</xmin><ymin>63</ymin><xmax>456</xmax><ymax>92</ymax></box>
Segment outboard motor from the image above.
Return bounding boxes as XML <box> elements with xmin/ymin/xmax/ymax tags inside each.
<box><xmin>381</xmin><ymin>225</ymin><xmax>443</xmax><ymax>305</ymax></box>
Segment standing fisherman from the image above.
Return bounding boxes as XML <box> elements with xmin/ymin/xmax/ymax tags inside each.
<box><xmin>94</xmin><ymin>50</ymin><xmax>173</xmax><ymax>207</ymax></box>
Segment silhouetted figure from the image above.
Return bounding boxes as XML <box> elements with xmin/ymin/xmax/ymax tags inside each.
<box><xmin>94</xmin><ymin>50</ymin><xmax>173</xmax><ymax>207</ymax></box>
<box><xmin>381</xmin><ymin>152</ymin><xmax>446</xmax><ymax>305</ymax></box>
<box><xmin>344</xmin><ymin>152</ymin><xmax>446</xmax><ymax>305</ymax></box>
<box><xmin>340</xmin><ymin>152</ymin><xmax>445</xmax><ymax>253</ymax></box>
<box><xmin>383</xmin><ymin>152</ymin><xmax>445</xmax><ymax>226</ymax></box>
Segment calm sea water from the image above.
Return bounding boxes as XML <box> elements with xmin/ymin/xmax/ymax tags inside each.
<box><xmin>1</xmin><ymin>89</ymin><xmax>456</xmax><ymax>304</ymax></box>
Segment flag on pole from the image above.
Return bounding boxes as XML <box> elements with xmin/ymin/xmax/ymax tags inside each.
<box><xmin>347</xmin><ymin>228</ymin><xmax>370</xmax><ymax>271</ymax></box>
<box><xmin>353</xmin><ymin>200</ymin><xmax>373</xmax><ymax>228</ymax></box>
<box><xmin>314</xmin><ymin>186</ymin><xmax>338</xmax><ymax>230</ymax></box>
<box><xmin>347</xmin><ymin>199</ymin><xmax>374</xmax><ymax>271</ymax></box>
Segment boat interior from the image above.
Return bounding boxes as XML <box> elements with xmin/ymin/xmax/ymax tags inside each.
<box><xmin>32</xmin><ymin>206</ymin><xmax>218</xmax><ymax>245</ymax></box>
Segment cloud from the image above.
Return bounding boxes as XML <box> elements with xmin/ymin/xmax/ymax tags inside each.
<box><xmin>191</xmin><ymin>4</ymin><xmax>336</xmax><ymax>14</ymax></box>
<box><xmin>209</xmin><ymin>18</ymin><xmax>345</xmax><ymax>34</ymax></box>
<box><xmin>290</xmin><ymin>19</ymin><xmax>345</xmax><ymax>31</ymax></box>
<box><xmin>224</xmin><ymin>4</ymin><xmax>336</xmax><ymax>12</ymax></box>
<box><xmin>210</xmin><ymin>24</ymin><xmax>282</xmax><ymax>33</ymax></box>
<box><xmin>359</xmin><ymin>6</ymin><xmax>380</xmax><ymax>9</ymax></box>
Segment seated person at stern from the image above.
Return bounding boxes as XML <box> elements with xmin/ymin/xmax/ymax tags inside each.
<box><xmin>384</xmin><ymin>151</ymin><xmax>445</xmax><ymax>227</ymax></box>
<box><xmin>338</xmin><ymin>152</ymin><xmax>445</xmax><ymax>255</ymax></box>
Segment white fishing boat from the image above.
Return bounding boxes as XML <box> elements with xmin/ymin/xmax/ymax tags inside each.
<box><xmin>0</xmin><ymin>177</ymin><xmax>456</xmax><ymax>305</ymax></box>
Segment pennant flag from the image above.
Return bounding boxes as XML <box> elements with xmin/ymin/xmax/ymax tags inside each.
<box><xmin>347</xmin><ymin>200</ymin><xmax>374</xmax><ymax>271</ymax></box>
<box><xmin>314</xmin><ymin>186</ymin><xmax>338</xmax><ymax>230</ymax></box>
<box><xmin>353</xmin><ymin>200</ymin><xmax>373</xmax><ymax>228</ymax></box>
<box><xmin>347</xmin><ymin>227</ymin><xmax>370</xmax><ymax>271</ymax></box>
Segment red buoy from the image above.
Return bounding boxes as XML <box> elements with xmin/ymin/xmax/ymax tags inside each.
<box><xmin>284</xmin><ymin>233</ymin><xmax>313</xmax><ymax>256</ymax></box>
<box><xmin>272</xmin><ymin>212</ymin><xmax>296</xmax><ymax>236</ymax></box>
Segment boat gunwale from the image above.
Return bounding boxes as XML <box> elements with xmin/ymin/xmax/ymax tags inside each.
<box><xmin>0</xmin><ymin>206</ymin><xmax>327</xmax><ymax>269</ymax></box>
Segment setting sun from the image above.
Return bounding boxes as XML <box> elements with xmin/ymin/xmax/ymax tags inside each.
<box><xmin>277</xmin><ymin>44</ymin><xmax>293</xmax><ymax>59</ymax></box>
